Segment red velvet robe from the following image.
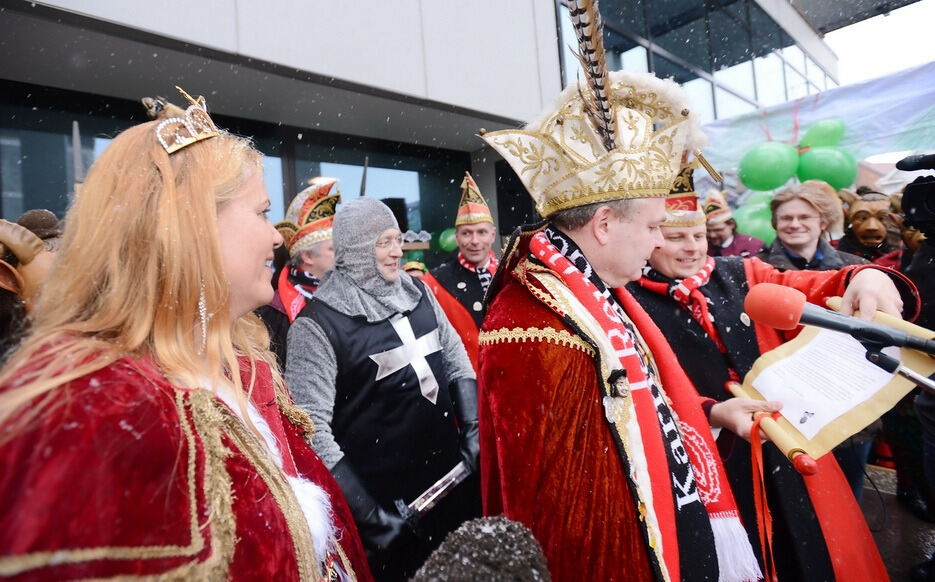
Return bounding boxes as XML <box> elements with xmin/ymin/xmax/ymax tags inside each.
<box><xmin>479</xmin><ymin>228</ymin><xmax>674</xmax><ymax>582</ymax></box>
<box><xmin>0</xmin><ymin>356</ymin><xmax>372</xmax><ymax>581</ymax></box>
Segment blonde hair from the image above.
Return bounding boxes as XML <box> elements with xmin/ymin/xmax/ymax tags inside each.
<box><xmin>0</xmin><ymin>120</ymin><xmax>282</xmax><ymax>430</ymax></box>
<box><xmin>770</xmin><ymin>183</ymin><xmax>839</xmax><ymax>233</ymax></box>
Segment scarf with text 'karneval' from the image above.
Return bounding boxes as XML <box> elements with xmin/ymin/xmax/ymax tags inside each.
<box><xmin>530</xmin><ymin>230</ymin><xmax>760</xmax><ymax>582</ymax></box>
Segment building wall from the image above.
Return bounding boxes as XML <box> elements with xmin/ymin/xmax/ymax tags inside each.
<box><xmin>37</xmin><ymin>0</ymin><xmax>563</xmax><ymax>123</ymax></box>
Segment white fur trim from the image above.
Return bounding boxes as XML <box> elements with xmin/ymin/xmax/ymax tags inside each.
<box><xmin>709</xmin><ymin>513</ymin><xmax>763</xmax><ymax>582</ymax></box>
<box><xmin>211</xmin><ymin>382</ymin><xmax>337</xmax><ymax>563</ymax></box>
<box><xmin>526</xmin><ymin>70</ymin><xmax>708</xmax><ymax>152</ymax></box>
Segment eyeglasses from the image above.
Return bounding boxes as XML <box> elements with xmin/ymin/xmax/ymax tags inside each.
<box><xmin>776</xmin><ymin>214</ymin><xmax>820</xmax><ymax>225</ymax></box>
<box><xmin>375</xmin><ymin>234</ymin><xmax>404</xmax><ymax>249</ymax></box>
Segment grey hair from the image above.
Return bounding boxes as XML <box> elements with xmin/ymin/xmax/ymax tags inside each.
<box><xmin>288</xmin><ymin>240</ymin><xmax>325</xmax><ymax>266</ymax></box>
<box><xmin>551</xmin><ymin>198</ymin><xmax>639</xmax><ymax>231</ymax></box>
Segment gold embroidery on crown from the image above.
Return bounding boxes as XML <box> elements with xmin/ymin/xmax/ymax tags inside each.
<box><xmin>155</xmin><ymin>87</ymin><xmax>220</xmax><ymax>155</ymax></box>
<box><xmin>482</xmin><ymin>72</ymin><xmax>702</xmax><ymax>218</ymax></box>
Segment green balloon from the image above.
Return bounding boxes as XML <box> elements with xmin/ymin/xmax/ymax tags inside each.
<box><xmin>404</xmin><ymin>250</ymin><xmax>424</xmax><ymax>262</ymax></box>
<box><xmin>738</xmin><ymin>142</ymin><xmax>799</xmax><ymax>191</ymax></box>
<box><xmin>800</xmin><ymin>119</ymin><xmax>845</xmax><ymax>148</ymax></box>
<box><xmin>439</xmin><ymin>227</ymin><xmax>458</xmax><ymax>252</ymax></box>
<box><xmin>796</xmin><ymin>146</ymin><xmax>857</xmax><ymax>190</ymax></box>
<box><xmin>744</xmin><ymin>191</ymin><xmax>774</xmax><ymax>206</ymax></box>
<box><xmin>733</xmin><ymin>202</ymin><xmax>776</xmax><ymax>246</ymax></box>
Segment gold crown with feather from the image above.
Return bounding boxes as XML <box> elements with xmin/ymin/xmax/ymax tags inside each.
<box><xmin>482</xmin><ymin>70</ymin><xmax>707</xmax><ymax>218</ymax></box>
<box><xmin>481</xmin><ymin>1</ymin><xmax>707</xmax><ymax>218</ymax></box>
<box><xmin>155</xmin><ymin>87</ymin><xmax>220</xmax><ymax>154</ymax></box>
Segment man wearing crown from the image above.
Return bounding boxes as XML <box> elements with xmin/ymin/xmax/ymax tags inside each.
<box><xmin>421</xmin><ymin>172</ymin><xmax>498</xmax><ymax>372</ymax></box>
<box><xmin>627</xmin><ymin>165</ymin><xmax>915</xmax><ymax>580</ymax></box>
<box><xmin>257</xmin><ymin>178</ymin><xmax>339</xmax><ymax>367</ymax></box>
<box><xmin>479</xmin><ymin>66</ymin><xmax>781</xmax><ymax>582</ymax></box>
<box><xmin>703</xmin><ymin>190</ymin><xmax>765</xmax><ymax>258</ymax></box>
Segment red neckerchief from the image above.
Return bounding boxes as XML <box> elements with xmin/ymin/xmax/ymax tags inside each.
<box><xmin>277</xmin><ymin>267</ymin><xmax>319</xmax><ymax>324</ymax></box>
<box><xmin>638</xmin><ymin>258</ymin><xmax>740</xmax><ymax>383</ymax></box>
<box><xmin>456</xmin><ymin>250</ymin><xmax>499</xmax><ymax>274</ymax></box>
<box><xmin>529</xmin><ymin>231</ymin><xmax>760</xmax><ymax>582</ymax></box>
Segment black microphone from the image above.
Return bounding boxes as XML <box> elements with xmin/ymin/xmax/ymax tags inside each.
<box><xmin>744</xmin><ymin>283</ymin><xmax>935</xmax><ymax>355</ymax></box>
<box><xmin>896</xmin><ymin>153</ymin><xmax>935</xmax><ymax>172</ymax></box>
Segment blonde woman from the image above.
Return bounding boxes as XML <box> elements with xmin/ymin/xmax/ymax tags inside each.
<box><xmin>0</xmin><ymin>91</ymin><xmax>372</xmax><ymax>581</ymax></box>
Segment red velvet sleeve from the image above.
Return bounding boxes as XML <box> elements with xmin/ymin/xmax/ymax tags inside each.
<box><xmin>478</xmin><ymin>281</ymin><xmax>653</xmax><ymax>581</ymax></box>
<box><xmin>744</xmin><ymin>257</ymin><xmax>920</xmax><ymax>320</ymax></box>
<box><xmin>743</xmin><ymin>258</ymin><xmax>921</xmax><ymax>353</ymax></box>
<box><xmin>0</xmin><ymin>372</ymin><xmax>212</xmax><ymax>580</ymax></box>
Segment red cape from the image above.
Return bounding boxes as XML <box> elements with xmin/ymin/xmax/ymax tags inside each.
<box><xmin>0</xmin><ymin>356</ymin><xmax>372</xmax><ymax>581</ymax></box>
<box><xmin>422</xmin><ymin>271</ymin><xmax>480</xmax><ymax>374</ymax></box>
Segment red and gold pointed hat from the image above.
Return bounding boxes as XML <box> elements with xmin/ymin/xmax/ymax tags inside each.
<box><xmin>276</xmin><ymin>177</ymin><xmax>341</xmax><ymax>257</ymax></box>
<box><xmin>455</xmin><ymin>172</ymin><xmax>494</xmax><ymax>227</ymax></box>
<box><xmin>663</xmin><ymin>163</ymin><xmax>706</xmax><ymax>227</ymax></box>
<box><xmin>702</xmin><ymin>189</ymin><xmax>733</xmax><ymax>224</ymax></box>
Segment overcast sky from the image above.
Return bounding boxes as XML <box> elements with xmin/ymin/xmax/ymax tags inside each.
<box><xmin>824</xmin><ymin>0</ymin><xmax>935</xmax><ymax>86</ymax></box>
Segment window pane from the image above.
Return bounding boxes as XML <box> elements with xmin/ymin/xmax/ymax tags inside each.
<box><xmin>754</xmin><ymin>51</ymin><xmax>787</xmax><ymax>106</ymax></box>
<box><xmin>783</xmin><ymin>44</ymin><xmax>805</xmax><ymax>74</ymax></box>
<box><xmin>647</xmin><ymin>0</ymin><xmax>710</xmax><ymax>71</ymax></box>
<box><xmin>714</xmin><ymin>87</ymin><xmax>757</xmax><ymax>119</ymax></box>
<box><xmin>262</xmin><ymin>156</ymin><xmax>285</xmax><ymax>224</ymax></box>
<box><xmin>806</xmin><ymin>56</ymin><xmax>824</xmax><ymax>90</ymax></box>
<box><xmin>749</xmin><ymin>3</ymin><xmax>784</xmax><ymax>59</ymax></box>
<box><xmin>601</xmin><ymin>0</ymin><xmax>646</xmax><ymax>38</ymax></box>
<box><xmin>684</xmin><ymin>77</ymin><xmax>715</xmax><ymax>124</ymax></box>
<box><xmin>709</xmin><ymin>6</ymin><xmax>755</xmax><ymax>100</ymax></box>
<box><xmin>715</xmin><ymin>60</ymin><xmax>756</xmax><ymax>101</ymax></box>
<box><xmin>652</xmin><ymin>54</ymin><xmax>714</xmax><ymax>123</ymax></box>
<box><xmin>605</xmin><ymin>29</ymin><xmax>649</xmax><ymax>72</ymax></box>
<box><xmin>785</xmin><ymin>68</ymin><xmax>808</xmax><ymax>100</ymax></box>
<box><xmin>292</xmin><ymin>136</ymin><xmax>469</xmax><ymax>264</ymax></box>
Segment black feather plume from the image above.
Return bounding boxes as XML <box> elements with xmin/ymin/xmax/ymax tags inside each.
<box><xmin>564</xmin><ymin>0</ymin><xmax>616</xmax><ymax>152</ymax></box>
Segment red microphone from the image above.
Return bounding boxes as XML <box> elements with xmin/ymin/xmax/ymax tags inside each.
<box><xmin>745</xmin><ymin>283</ymin><xmax>935</xmax><ymax>354</ymax></box>
<box><xmin>743</xmin><ymin>283</ymin><xmax>807</xmax><ymax>330</ymax></box>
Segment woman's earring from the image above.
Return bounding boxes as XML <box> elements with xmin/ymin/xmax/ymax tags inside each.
<box><xmin>198</xmin><ymin>284</ymin><xmax>208</xmax><ymax>354</ymax></box>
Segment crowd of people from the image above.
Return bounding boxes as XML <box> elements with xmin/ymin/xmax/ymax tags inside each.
<box><xmin>0</xmin><ymin>15</ymin><xmax>933</xmax><ymax>582</ymax></box>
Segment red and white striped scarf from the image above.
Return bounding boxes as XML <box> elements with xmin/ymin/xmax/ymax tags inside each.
<box><xmin>457</xmin><ymin>250</ymin><xmax>499</xmax><ymax>292</ymax></box>
<box><xmin>530</xmin><ymin>231</ymin><xmax>760</xmax><ymax>582</ymax></box>
<box><xmin>638</xmin><ymin>258</ymin><xmax>741</xmax><ymax>383</ymax></box>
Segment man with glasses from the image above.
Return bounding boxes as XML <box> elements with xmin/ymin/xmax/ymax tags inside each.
<box><xmin>758</xmin><ymin>183</ymin><xmax>867</xmax><ymax>271</ymax></box>
<box><xmin>286</xmin><ymin>198</ymin><xmax>480</xmax><ymax>581</ymax></box>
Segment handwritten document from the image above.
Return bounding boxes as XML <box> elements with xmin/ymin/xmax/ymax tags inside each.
<box><xmin>751</xmin><ymin>328</ymin><xmax>899</xmax><ymax>439</ymax></box>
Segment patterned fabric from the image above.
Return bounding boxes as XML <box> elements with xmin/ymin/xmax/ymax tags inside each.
<box><xmin>530</xmin><ymin>229</ymin><xmax>760</xmax><ymax>582</ymax></box>
<box><xmin>288</xmin><ymin>267</ymin><xmax>321</xmax><ymax>300</ymax></box>
<box><xmin>456</xmin><ymin>251</ymin><xmax>499</xmax><ymax>293</ymax></box>
<box><xmin>276</xmin><ymin>267</ymin><xmax>320</xmax><ymax>324</ymax></box>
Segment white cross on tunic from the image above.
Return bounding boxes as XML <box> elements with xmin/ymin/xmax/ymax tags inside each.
<box><xmin>368</xmin><ymin>314</ymin><xmax>443</xmax><ymax>404</ymax></box>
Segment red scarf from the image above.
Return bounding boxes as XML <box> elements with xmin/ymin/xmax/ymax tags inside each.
<box><xmin>530</xmin><ymin>232</ymin><xmax>760</xmax><ymax>582</ymax></box>
<box><xmin>638</xmin><ymin>259</ymin><xmax>740</xmax><ymax>383</ymax></box>
<box><xmin>456</xmin><ymin>250</ymin><xmax>499</xmax><ymax>273</ymax></box>
<box><xmin>277</xmin><ymin>267</ymin><xmax>319</xmax><ymax>323</ymax></box>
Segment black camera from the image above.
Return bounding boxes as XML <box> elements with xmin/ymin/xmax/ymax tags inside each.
<box><xmin>896</xmin><ymin>153</ymin><xmax>935</xmax><ymax>239</ymax></box>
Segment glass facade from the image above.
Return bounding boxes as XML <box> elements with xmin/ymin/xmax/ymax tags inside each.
<box><xmin>557</xmin><ymin>0</ymin><xmax>838</xmax><ymax>120</ymax></box>
<box><xmin>0</xmin><ymin>80</ymin><xmax>470</xmax><ymax>269</ymax></box>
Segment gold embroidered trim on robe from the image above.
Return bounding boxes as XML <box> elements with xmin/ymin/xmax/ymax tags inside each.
<box><xmin>479</xmin><ymin>326</ymin><xmax>595</xmax><ymax>356</ymax></box>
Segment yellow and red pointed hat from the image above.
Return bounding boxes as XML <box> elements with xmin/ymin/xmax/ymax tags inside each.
<box><xmin>276</xmin><ymin>177</ymin><xmax>341</xmax><ymax>257</ymax></box>
<box><xmin>455</xmin><ymin>172</ymin><xmax>494</xmax><ymax>227</ymax></box>
<box><xmin>663</xmin><ymin>164</ymin><xmax>706</xmax><ymax>227</ymax></box>
<box><xmin>702</xmin><ymin>189</ymin><xmax>733</xmax><ymax>225</ymax></box>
